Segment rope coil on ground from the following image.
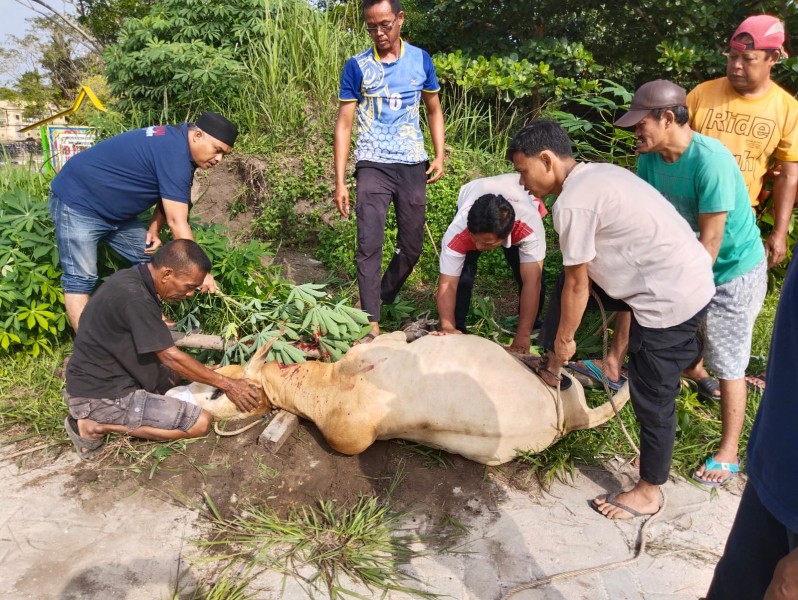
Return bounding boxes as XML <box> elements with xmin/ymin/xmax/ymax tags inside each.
<box><xmin>498</xmin><ymin>492</ymin><xmax>666</xmax><ymax>599</ymax></box>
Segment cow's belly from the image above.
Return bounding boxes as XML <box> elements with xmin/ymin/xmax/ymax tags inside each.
<box><xmin>351</xmin><ymin>334</ymin><xmax>562</xmax><ymax>464</ymax></box>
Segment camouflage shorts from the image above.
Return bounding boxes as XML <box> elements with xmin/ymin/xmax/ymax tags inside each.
<box><xmin>66</xmin><ymin>389</ymin><xmax>202</xmax><ymax>432</ymax></box>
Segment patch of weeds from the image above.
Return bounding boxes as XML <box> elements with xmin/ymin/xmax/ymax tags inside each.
<box><xmin>255</xmin><ymin>456</ymin><xmax>279</xmax><ymax>480</ymax></box>
<box><xmin>228</xmin><ymin>185</ymin><xmax>253</xmax><ymax>217</ymax></box>
<box><xmin>396</xmin><ymin>440</ymin><xmax>453</xmax><ymax>469</ymax></box>
<box><xmin>167</xmin><ymin>564</ymin><xmax>258</xmax><ymax>600</ymax></box>
<box><xmin>199</xmin><ymin>493</ymin><xmax>440</xmax><ymax>599</ymax></box>
<box><xmin>105</xmin><ymin>437</ymin><xmax>205</xmax><ymax>480</ymax></box>
<box><xmin>0</xmin><ymin>344</ymin><xmax>71</xmax><ymax>443</ymax></box>
<box><xmin>381</xmin><ymin>297</ymin><xmax>416</xmax><ymax>326</ymax></box>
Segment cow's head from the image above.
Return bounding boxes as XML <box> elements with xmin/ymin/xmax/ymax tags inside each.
<box><xmin>173</xmin><ymin>339</ymin><xmax>278</xmax><ymax>420</ymax></box>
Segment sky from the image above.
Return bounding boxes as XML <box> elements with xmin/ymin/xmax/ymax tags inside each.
<box><xmin>1</xmin><ymin>1</ymin><xmax>37</xmax><ymax>42</ymax></box>
<box><xmin>1</xmin><ymin>1</ymin><xmax>39</xmax><ymax>85</ymax></box>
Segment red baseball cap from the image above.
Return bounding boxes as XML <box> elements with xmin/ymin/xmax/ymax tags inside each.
<box><xmin>730</xmin><ymin>15</ymin><xmax>787</xmax><ymax>55</ymax></box>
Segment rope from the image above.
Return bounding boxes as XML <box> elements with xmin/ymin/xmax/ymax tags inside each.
<box><xmin>213</xmin><ymin>418</ymin><xmax>265</xmax><ymax>437</ymax></box>
<box><xmin>498</xmin><ymin>492</ymin><xmax>666</xmax><ymax>599</ymax></box>
<box><xmin>425</xmin><ymin>222</ymin><xmax>440</xmax><ymax>259</ymax></box>
<box><xmin>590</xmin><ymin>289</ymin><xmax>640</xmax><ymax>457</ymax></box>
<box><xmin>500</xmin><ymin>295</ymin><xmax>662</xmax><ymax>599</ymax></box>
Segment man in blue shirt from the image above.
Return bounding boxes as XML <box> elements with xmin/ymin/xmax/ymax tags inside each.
<box><xmin>333</xmin><ymin>0</ymin><xmax>445</xmax><ymax>341</ymax></box>
<box><xmin>704</xmin><ymin>254</ymin><xmax>798</xmax><ymax>600</ymax></box>
<box><xmin>49</xmin><ymin>111</ymin><xmax>238</xmax><ymax>331</ymax></box>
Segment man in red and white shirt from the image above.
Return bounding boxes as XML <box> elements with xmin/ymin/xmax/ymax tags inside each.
<box><xmin>437</xmin><ymin>174</ymin><xmax>547</xmax><ymax>353</ymax></box>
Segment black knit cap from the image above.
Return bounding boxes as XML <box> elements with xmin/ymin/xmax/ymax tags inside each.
<box><xmin>195</xmin><ymin>111</ymin><xmax>238</xmax><ymax>147</ymax></box>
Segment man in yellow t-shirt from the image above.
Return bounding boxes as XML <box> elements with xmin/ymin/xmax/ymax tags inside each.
<box><xmin>687</xmin><ymin>14</ymin><xmax>798</xmax><ymax>269</ymax></box>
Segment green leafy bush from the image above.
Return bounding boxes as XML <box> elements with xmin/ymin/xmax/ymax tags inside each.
<box><xmin>0</xmin><ymin>189</ymin><xmax>67</xmax><ymax>355</ymax></box>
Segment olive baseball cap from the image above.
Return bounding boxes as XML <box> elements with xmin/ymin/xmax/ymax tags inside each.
<box><xmin>614</xmin><ymin>79</ymin><xmax>687</xmax><ymax>128</ymax></box>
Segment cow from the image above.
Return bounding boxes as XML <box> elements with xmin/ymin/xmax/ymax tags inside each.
<box><xmin>173</xmin><ymin>332</ymin><xmax>630</xmax><ymax>466</ymax></box>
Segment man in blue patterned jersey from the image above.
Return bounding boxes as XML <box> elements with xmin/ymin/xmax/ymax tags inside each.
<box><xmin>334</xmin><ymin>0</ymin><xmax>445</xmax><ymax>341</ymax></box>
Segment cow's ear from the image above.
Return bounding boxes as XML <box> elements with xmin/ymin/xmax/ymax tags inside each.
<box><xmin>244</xmin><ymin>335</ymin><xmax>279</xmax><ymax>377</ymax></box>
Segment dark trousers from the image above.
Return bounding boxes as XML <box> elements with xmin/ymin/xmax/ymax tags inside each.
<box><xmin>540</xmin><ymin>274</ymin><xmax>705</xmax><ymax>485</ymax></box>
<box><xmin>455</xmin><ymin>247</ymin><xmax>545</xmax><ymax>332</ymax></box>
<box><xmin>355</xmin><ymin>161</ymin><xmax>428</xmax><ymax>321</ymax></box>
<box><xmin>706</xmin><ymin>482</ymin><xmax>798</xmax><ymax>600</ymax></box>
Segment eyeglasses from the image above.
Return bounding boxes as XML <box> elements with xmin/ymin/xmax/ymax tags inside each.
<box><xmin>365</xmin><ymin>17</ymin><xmax>397</xmax><ymax>34</ymax></box>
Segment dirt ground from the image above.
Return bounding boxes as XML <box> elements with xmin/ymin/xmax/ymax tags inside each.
<box><xmin>58</xmin><ymin>418</ymin><xmax>532</xmax><ymax>525</ymax></box>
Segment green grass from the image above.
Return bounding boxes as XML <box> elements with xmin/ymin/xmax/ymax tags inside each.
<box><xmin>0</xmin><ymin>343</ymin><xmax>71</xmax><ymax>443</ymax></box>
<box><xmin>198</xmin><ymin>493</ymin><xmax>439</xmax><ymax>600</ymax></box>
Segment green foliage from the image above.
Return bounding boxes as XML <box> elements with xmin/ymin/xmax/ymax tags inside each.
<box><xmin>104</xmin><ymin>0</ymin><xmax>264</xmax><ymax>117</ymax></box>
<box><xmin>545</xmin><ymin>81</ymin><xmax>636</xmax><ymax>166</ymax></box>
<box><xmin>434</xmin><ymin>42</ymin><xmax>603</xmax><ymax>108</ymax></box>
<box><xmin>0</xmin><ymin>346</ymin><xmax>70</xmax><ymax>438</ymax></box>
<box><xmin>14</xmin><ymin>71</ymin><xmax>53</xmax><ymax>120</ymax></box>
<box><xmin>0</xmin><ymin>189</ymin><xmax>67</xmax><ymax>356</ymax></box>
<box><xmin>407</xmin><ymin>0</ymin><xmax>798</xmax><ymax>93</ymax></box>
<box><xmin>104</xmin><ymin>0</ymin><xmax>364</xmax><ymax>140</ymax></box>
<box><xmin>154</xmin><ymin>221</ymin><xmax>370</xmax><ymax>363</ymax></box>
<box><xmin>76</xmin><ymin>0</ymin><xmax>155</xmax><ymax>47</ymax></box>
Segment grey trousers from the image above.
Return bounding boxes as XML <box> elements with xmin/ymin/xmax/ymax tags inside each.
<box><xmin>355</xmin><ymin>161</ymin><xmax>428</xmax><ymax>321</ymax></box>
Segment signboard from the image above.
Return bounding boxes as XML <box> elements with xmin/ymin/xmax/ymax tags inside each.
<box><xmin>43</xmin><ymin>126</ymin><xmax>96</xmax><ymax>173</ymax></box>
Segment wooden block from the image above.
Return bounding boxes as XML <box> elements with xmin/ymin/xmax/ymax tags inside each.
<box><xmin>258</xmin><ymin>410</ymin><xmax>299</xmax><ymax>454</ymax></box>
<box><xmin>171</xmin><ymin>331</ymin><xmax>227</xmax><ymax>351</ymax></box>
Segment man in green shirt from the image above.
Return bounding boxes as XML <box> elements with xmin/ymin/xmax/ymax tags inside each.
<box><xmin>612</xmin><ymin>79</ymin><xmax>767</xmax><ymax>491</ymax></box>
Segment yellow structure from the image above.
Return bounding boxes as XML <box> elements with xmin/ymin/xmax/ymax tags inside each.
<box><xmin>19</xmin><ymin>85</ymin><xmax>106</xmax><ymax>134</ymax></box>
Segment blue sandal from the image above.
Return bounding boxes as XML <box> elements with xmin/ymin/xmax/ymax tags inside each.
<box><xmin>693</xmin><ymin>455</ymin><xmax>740</xmax><ymax>487</ymax></box>
<box><xmin>568</xmin><ymin>359</ymin><xmax>627</xmax><ymax>391</ymax></box>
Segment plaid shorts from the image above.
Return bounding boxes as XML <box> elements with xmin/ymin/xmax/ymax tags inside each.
<box><xmin>704</xmin><ymin>258</ymin><xmax>767</xmax><ymax>380</ymax></box>
<box><xmin>66</xmin><ymin>389</ymin><xmax>202</xmax><ymax>432</ymax></box>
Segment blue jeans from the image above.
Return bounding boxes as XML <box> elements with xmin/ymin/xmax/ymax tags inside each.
<box><xmin>706</xmin><ymin>482</ymin><xmax>798</xmax><ymax>599</ymax></box>
<box><xmin>49</xmin><ymin>192</ymin><xmax>149</xmax><ymax>294</ymax></box>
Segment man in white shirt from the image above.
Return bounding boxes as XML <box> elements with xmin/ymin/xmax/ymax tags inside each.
<box><xmin>508</xmin><ymin>120</ymin><xmax>715</xmax><ymax>520</ymax></box>
<box><xmin>437</xmin><ymin>174</ymin><xmax>546</xmax><ymax>353</ymax></box>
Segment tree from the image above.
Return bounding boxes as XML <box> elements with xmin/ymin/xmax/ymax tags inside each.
<box><xmin>75</xmin><ymin>0</ymin><xmax>154</xmax><ymax>47</ymax></box>
<box><xmin>13</xmin><ymin>0</ymin><xmax>154</xmax><ymax>52</ymax></box>
<box><xmin>103</xmin><ymin>0</ymin><xmax>266</xmax><ymax>117</ymax></box>
<box><xmin>404</xmin><ymin>0</ymin><xmax>798</xmax><ymax>91</ymax></box>
<box><xmin>15</xmin><ymin>70</ymin><xmax>53</xmax><ymax>118</ymax></box>
<box><xmin>13</xmin><ymin>0</ymin><xmax>104</xmax><ymax>55</ymax></box>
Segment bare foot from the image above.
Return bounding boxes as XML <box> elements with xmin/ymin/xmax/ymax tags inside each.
<box><xmin>588</xmin><ymin>358</ymin><xmax>624</xmax><ymax>384</ymax></box>
<box><xmin>592</xmin><ymin>485</ymin><xmax>661</xmax><ymax>520</ymax></box>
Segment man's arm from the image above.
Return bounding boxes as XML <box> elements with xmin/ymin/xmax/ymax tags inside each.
<box><xmin>155</xmin><ymin>346</ymin><xmax>261</xmax><ymax>412</ymax></box>
<box><xmin>509</xmin><ymin>261</ymin><xmax>543</xmax><ymax>354</ymax></box>
<box><xmin>766</xmin><ymin>160</ymin><xmax>798</xmax><ymax>267</ymax></box>
<box><xmin>334</xmin><ymin>101</ymin><xmax>357</xmax><ymax>218</ymax></box>
<box><xmin>696</xmin><ymin>212</ymin><xmax>727</xmax><ymax>264</ymax></box>
<box><xmin>436</xmin><ymin>274</ymin><xmax>461</xmax><ymax>334</ymax></box>
<box><xmin>161</xmin><ymin>199</ymin><xmax>194</xmax><ymax>240</ymax></box>
<box><xmin>421</xmin><ymin>91</ymin><xmax>445</xmax><ymax>183</ymax></box>
<box><xmin>554</xmin><ymin>263</ymin><xmax>590</xmax><ymax>365</ymax></box>
<box><xmin>764</xmin><ymin>548</ymin><xmax>798</xmax><ymax>600</ymax></box>
<box><xmin>146</xmin><ymin>204</ymin><xmax>166</xmax><ymax>255</ymax></box>
<box><xmin>161</xmin><ymin>199</ymin><xmax>217</xmax><ymax>292</ymax></box>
